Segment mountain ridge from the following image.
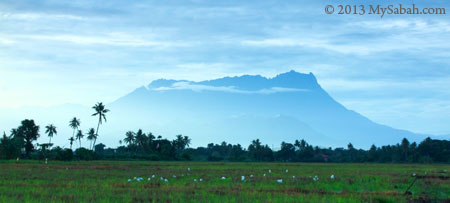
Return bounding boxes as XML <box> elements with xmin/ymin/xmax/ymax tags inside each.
<box><xmin>110</xmin><ymin>70</ymin><xmax>430</xmax><ymax>148</ymax></box>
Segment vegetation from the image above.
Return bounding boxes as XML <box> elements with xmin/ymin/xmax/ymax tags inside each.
<box><xmin>0</xmin><ymin>102</ymin><xmax>449</xmax><ymax>163</ymax></box>
<box><xmin>91</xmin><ymin>102</ymin><xmax>109</xmax><ymax>148</ymax></box>
<box><xmin>0</xmin><ymin>102</ymin><xmax>449</xmax><ymax>202</ymax></box>
<box><xmin>44</xmin><ymin>124</ymin><xmax>57</xmax><ymax>146</ymax></box>
<box><xmin>0</xmin><ymin>161</ymin><xmax>448</xmax><ymax>202</ymax></box>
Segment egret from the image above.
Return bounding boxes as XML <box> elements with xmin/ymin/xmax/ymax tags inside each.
<box><xmin>313</xmin><ymin>176</ymin><xmax>319</xmax><ymax>181</ymax></box>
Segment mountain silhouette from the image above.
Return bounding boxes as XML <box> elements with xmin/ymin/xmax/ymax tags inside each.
<box><xmin>109</xmin><ymin>70</ymin><xmax>428</xmax><ymax>148</ymax></box>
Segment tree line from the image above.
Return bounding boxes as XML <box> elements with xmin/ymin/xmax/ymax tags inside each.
<box><xmin>0</xmin><ymin>103</ymin><xmax>449</xmax><ymax>163</ymax></box>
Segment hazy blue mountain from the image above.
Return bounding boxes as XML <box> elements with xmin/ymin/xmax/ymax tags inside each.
<box><xmin>109</xmin><ymin>70</ymin><xmax>429</xmax><ymax>148</ymax></box>
<box><xmin>0</xmin><ymin>71</ymin><xmax>431</xmax><ymax>148</ymax></box>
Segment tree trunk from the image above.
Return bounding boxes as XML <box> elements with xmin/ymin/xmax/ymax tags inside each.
<box><xmin>93</xmin><ymin>118</ymin><xmax>100</xmax><ymax>151</ymax></box>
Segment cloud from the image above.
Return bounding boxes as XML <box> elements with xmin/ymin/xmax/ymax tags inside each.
<box><xmin>0</xmin><ymin>12</ymin><xmax>87</xmax><ymax>21</ymax></box>
<box><xmin>151</xmin><ymin>81</ymin><xmax>309</xmax><ymax>94</ymax></box>
<box><xmin>11</xmin><ymin>33</ymin><xmax>184</xmax><ymax>47</ymax></box>
<box><xmin>242</xmin><ymin>19</ymin><xmax>450</xmax><ymax>56</ymax></box>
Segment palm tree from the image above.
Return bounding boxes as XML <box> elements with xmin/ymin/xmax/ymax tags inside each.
<box><xmin>69</xmin><ymin>117</ymin><xmax>80</xmax><ymax>146</ymax></box>
<box><xmin>68</xmin><ymin>137</ymin><xmax>75</xmax><ymax>150</ymax></box>
<box><xmin>45</xmin><ymin>124</ymin><xmax>57</xmax><ymax>146</ymax></box>
<box><xmin>123</xmin><ymin>131</ymin><xmax>135</xmax><ymax>146</ymax></box>
<box><xmin>76</xmin><ymin>130</ymin><xmax>84</xmax><ymax>149</ymax></box>
<box><xmin>135</xmin><ymin>129</ymin><xmax>147</xmax><ymax>148</ymax></box>
<box><xmin>92</xmin><ymin>102</ymin><xmax>109</xmax><ymax>149</ymax></box>
<box><xmin>86</xmin><ymin>128</ymin><xmax>96</xmax><ymax>150</ymax></box>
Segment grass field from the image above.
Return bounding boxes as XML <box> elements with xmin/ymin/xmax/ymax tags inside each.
<box><xmin>0</xmin><ymin>161</ymin><xmax>448</xmax><ymax>202</ymax></box>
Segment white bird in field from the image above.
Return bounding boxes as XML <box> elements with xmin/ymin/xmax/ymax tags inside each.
<box><xmin>199</xmin><ymin>178</ymin><xmax>203</xmax><ymax>182</ymax></box>
<box><xmin>412</xmin><ymin>173</ymin><xmax>416</xmax><ymax>177</ymax></box>
<box><xmin>241</xmin><ymin>176</ymin><xmax>245</xmax><ymax>181</ymax></box>
<box><xmin>292</xmin><ymin>176</ymin><xmax>295</xmax><ymax>179</ymax></box>
<box><xmin>313</xmin><ymin>176</ymin><xmax>319</xmax><ymax>181</ymax></box>
<box><xmin>152</xmin><ymin>175</ymin><xmax>155</xmax><ymax>178</ymax></box>
<box><xmin>173</xmin><ymin>175</ymin><xmax>176</xmax><ymax>178</ymax></box>
<box><xmin>263</xmin><ymin>174</ymin><xmax>266</xmax><ymax>177</ymax></box>
<box><xmin>134</xmin><ymin>177</ymin><xmax>137</xmax><ymax>180</ymax></box>
<box><xmin>164</xmin><ymin>179</ymin><xmax>168</xmax><ymax>182</ymax></box>
<box><xmin>285</xmin><ymin>169</ymin><xmax>288</xmax><ymax>173</ymax></box>
<box><xmin>221</xmin><ymin>176</ymin><xmax>226</xmax><ymax>180</ymax></box>
<box><xmin>250</xmin><ymin>174</ymin><xmax>254</xmax><ymax>178</ymax></box>
<box><xmin>188</xmin><ymin>168</ymin><xmax>190</xmax><ymax>172</ymax></box>
<box><xmin>194</xmin><ymin>179</ymin><xmax>197</xmax><ymax>182</ymax></box>
<box><xmin>269</xmin><ymin>169</ymin><xmax>271</xmax><ymax>173</ymax></box>
<box><xmin>128</xmin><ymin>179</ymin><xmax>132</xmax><ymax>182</ymax></box>
<box><xmin>160</xmin><ymin>177</ymin><xmax>163</xmax><ymax>181</ymax></box>
<box><xmin>277</xmin><ymin>179</ymin><xmax>283</xmax><ymax>183</ymax></box>
<box><xmin>330</xmin><ymin>175</ymin><xmax>335</xmax><ymax>179</ymax></box>
<box><xmin>148</xmin><ymin>178</ymin><xmax>151</xmax><ymax>181</ymax></box>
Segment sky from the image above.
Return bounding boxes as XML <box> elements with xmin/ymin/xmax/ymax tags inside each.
<box><xmin>0</xmin><ymin>0</ymin><xmax>449</xmax><ymax>136</ymax></box>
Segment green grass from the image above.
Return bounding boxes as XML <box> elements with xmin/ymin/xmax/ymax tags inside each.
<box><xmin>0</xmin><ymin>161</ymin><xmax>448</xmax><ymax>202</ymax></box>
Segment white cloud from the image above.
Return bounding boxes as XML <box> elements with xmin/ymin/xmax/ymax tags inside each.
<box><xmin>352</xmin><ymin>19</ymin><xmax>450</xmax><ymax>33</ymax></box>
<box><xmin>18</xmin><ymin>33</ymin><xmax>183</xmax><ymax>47</ymax></box>
<box><xmin>151</xmin><ymin>81</ymin><xmax>309</xmax><ymax>94</ymax></box>
<box><xmin>0</xmin><ymin>12</ymin><xmax>87</xmax><ymax>21</ymax></box>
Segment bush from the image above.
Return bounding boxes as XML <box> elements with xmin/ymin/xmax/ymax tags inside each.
<box><xmin>75</xmin><ymin>148</ymin><xmax>95</xmax><ymax>160</ymax></box>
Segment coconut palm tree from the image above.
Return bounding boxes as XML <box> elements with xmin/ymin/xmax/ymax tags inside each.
<box><xmin>69</xmin><ymin>117</ymin><xmax>80</xmax><ymax>146</ymax></box>
<box><xmin>45</xmin><ymin>124</ymin><xmax>57</xmax><ymax>146</ymax></box>
<box><xmin>86</xmin><ymin>128</ymin><xmax>96</xmax><ymax>150</ymax></box>
<box><xmin>68</xmin><ymin>137</ymin><xmax>75</xmax><ymax>150</ymax></box>
<box><xmin>123</xmin><ymin>131</ymin><xmax>135</xmax><ymax>146</ymax></box>
<box><xmin>134</xmin><ymin>129</ymin><xmax>147</xmax><ymax>149</ymax></box>
<box><xmin>91</xmin><ymin>102</ymin><xmax>109</xmax><ymax>149</ymax></box>
<box><xmin>76</xmin><ymin>130</ymin><xmax>84</xmax><ymax>149</ymax></box>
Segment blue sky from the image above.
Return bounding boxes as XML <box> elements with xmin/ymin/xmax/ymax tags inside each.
<box><xmin>0</xmin><ymin>0</ymin><xmax>449</xmax><ymax>135</ymax></box>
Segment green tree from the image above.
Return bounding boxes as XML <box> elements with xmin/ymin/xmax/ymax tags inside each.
<box><xmin>68</xmin><ymin>137</ymin><xmax>75</xmax><ymax>150</ymax></box>
<box><xmin>0</xmin><ymin>132</ymin><xmax>22</xmax><ymax>159</ymax></box>
<box><xmin>45</xmin><ymin>124</ymin><xmax>57</xmax><ymax>146</ymax></box>
<box><xmin>134</xmin><ymin>129</ymin><xmax>147</xmax><ymax>149</ymax></box>
<box><xmin>92</xmin><ymin>102</ymin><xmax>109</xmax><ymax>149</ymax></box>
<box><xmin>76</xmin><ymin>130</ymin><xmax>84</xmax><ymax>149</ymax></box>
<box><xmin>69</xmin><ymin>117</ymin><xmax>80</xmax><ymax>147</ymax></box>
<box><xmin>123</xmin><ymin>131</ymin><xmax>135</xmax><ymax>146</ymax></box>
<box><xmin>401</xmin><ymin>138</ymin><xmax>410</xmax><ymax>162</ymax></box>
<box><xmin>15</xmin><ymin>119</ymin><xmax>40</xmax><ymax>157</ymax></box>
<box><xmin>86</xmin><ymin>128</ymin><xmax>96</xmax><ymax>150</ymax></box>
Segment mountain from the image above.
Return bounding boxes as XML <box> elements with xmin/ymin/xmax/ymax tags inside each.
<box><xmin>0</xmin><ymin>71</ymin><xmax>431</xmax><ymax>148</ymax></box>
<box><xmin>108</xmin><ymin>70</ymin><xmax>429</xmax><ymax>148</ymax></box>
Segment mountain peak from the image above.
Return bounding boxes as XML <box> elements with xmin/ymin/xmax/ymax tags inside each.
<box><xmin>271</xmin><ymin>70</ymin><xmax>319</xmax><ymax>90</ymax></box>
<box><xmin>146</xmin><ymin>71</ymin><xmax>321</xmax><ymax>91</ymax></box>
